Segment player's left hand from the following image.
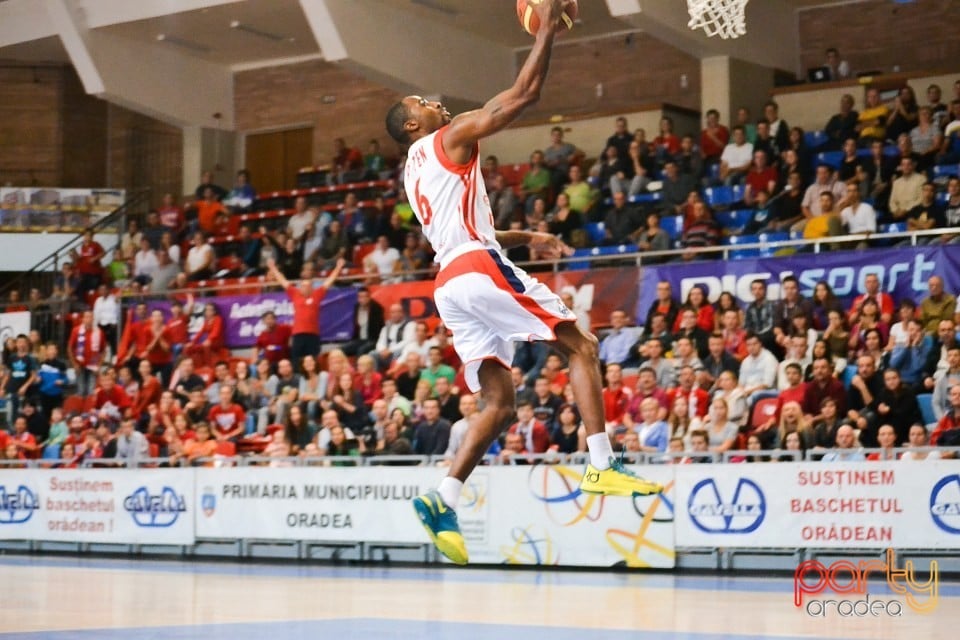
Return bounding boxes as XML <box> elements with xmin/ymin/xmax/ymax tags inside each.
<box><xmin>528</xmin><ymin>232</ymin><xmax>574</xmax><ymax>259</ymax></box>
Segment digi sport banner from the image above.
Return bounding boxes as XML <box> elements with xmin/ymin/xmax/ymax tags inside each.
<box><xmin>636</xmin><ymin>245</ymin><xmax>960</xmax><ymax>325</ymax></box>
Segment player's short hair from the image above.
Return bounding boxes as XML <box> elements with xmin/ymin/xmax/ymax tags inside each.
<box><xmin>386</xmin><ymin>101</ymin><xmax>411</xmax><ymax>144</ymax></box>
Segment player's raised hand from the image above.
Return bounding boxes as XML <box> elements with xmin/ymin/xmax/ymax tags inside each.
<box><xmin>528</xmin><ymin>232</ymin><xmax>574</xmax><ymax>259</ymax></box>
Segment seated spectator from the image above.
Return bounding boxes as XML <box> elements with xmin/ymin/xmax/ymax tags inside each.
<box><xmin>700</xmin><ymin>333</ymin><xmax>740</xmax><ymax>390</ymax></box>
<box><xmin>632</xmin><ymin>397</ymin><xmax>669</xmax><ymax>453</ymax></box>
<box><xmin>598</xmin><ymin>310</ymin><xmax>641</xmax><ymax>368</ymax></box>
<box><xmin>740</xmin><ymin>332</ymin><xmax>779</xmax><ymax>405</ymax></box>
<box><xmin>184</xmin><ymin>231</ymin><xmax>215</xmax><ymax>282</ymax></box>
<box><xmin>520</xmin><ymin>150</ymin><xmax>551</xmax><ymax>211</ymax></box>
<box><xmin>889</xmin><ymin>318</ymin><xmax>933</xmax><ymax>391</ymax></box>
<box><xmin>690</xmin><ymin>397</ymin><xmax>738</xmax><ymax>454</ymax></box>
<box><xmin>825</xmin><ymin>94</ymin><xmax>859</xmax><ymax>150</ymax></box>
<box><xmin>287</xmin><ymin>197</ymin><xmax>318</xmax><ymax>242</ymax></box>
<box><xmin>802</xmin><ymin>192</ymin><xmax>842</xmax><ymax>243</ymax></box>
<box><xmin>848</xmin><ymin>273</ymin><xmax>894</xmax><ymax>326</ymax></box>
<box><xmin>659</xmin><ymin>162</ymin><xmax>697</xmax><ymax>216</ymax></box>
<box><xmin>490</xmin><ymin>174</ymin><xmax>519</xmax><ymax>230</ymax></box>
<box><xmin>207</xmin><ymin>384</ymin><xmax>246</xmax><ymax>443</ymax></box>
<box><xmin>839</xmin><ymin>182</ymin><xmax>876</xmax><ymax>239</ymax></box>
<box><xmin>680</xmin><ymin>203</ymin><xmax>720</xmax><ymax>260</ymax></box>
<box><xmin>743</xmin><ymin>150</ymin><xmax>778</xmax><ymax>206</ymax></box>
<box><xmin>920</xmin><ymin>276</ymin><xmax>956</xmax><ymax>334</ymax></box>
<box><xmin>700</xmin><ymin>109</ymin><xmax>729</xmax><ymax>168</ymax></box>
<box><xmin>888</xmin><ymin>157</ymin><xmax>925</xmax><ymax>222</ymax></box>
<box><xmin>871</xmin><ymin>368</ymin><xmax>922</xmax><ymax>445</ymax></box>
<box><xmin>932</xmin><ymin>346</ymin><xmax>960</xmax><ymax>421</ymax></box>
<box><xmin>546</xmin><ymin>193</ymin><xmax>583</xmax><ymax>246</ymax></box>
<box><xmin>223</xmin><ymin>169</ymin><xmax>256</xmax><ymax>211</ymax></box>
<box><xmin>900</xmin><ymin>424</ymin><xmax>941</xmax><ymax>460</ymax></box>
<box><xmin>602</xmin><ymin>190</ymin><xmax>641</xmax><ymax>245</ymax></box>
<box><xmin>115</xmin><ymin>418</ymin><xmax>149</xmax><ymax>461</ymax></box>
<box><xmin>411</xmin><ymin>398</ymin><xmax>450</xmax><ymax>456</ymax></box>
<box><xmin>857</xmin><ymin>88</ymin><xmax>889</xmax><ymax>144</ymax></box>
<box><xmin>797</xmin><ymin>165</ymin><xmax>847</xmax><ymax>233</ymax></box>
<box><xmin>849</xmin><ymin>298</ymin><xmax>890</xmax><ymax>356</ymax></box>
<box><xmin>602</xmin><ymin>364</ymin><xmax>633</xmax><ymax>430</ymax></box>
<box><xmin>363</xmin><ymin>235</ymin><xmax>401</xmax><ymax>284</ymax></box>
<box><xmin>563</xmin><ymin>165</ymin><xmax>598</xmax><ymax>218</ymax></box>
<box><xmin>644</xmin><ymin>281</ymin><xmax>680</xmax><ymax>334</ymax></box>
<box><xmin>624</xmin><ymin>138</ymin><xmax>652</xmax><ymax>196</ymax></box>
<box><xmin>668</xmin><ymin>365</ymin><xmax>709</xmax><ymax>419</ymax></box>
<box><xmin>184</xmin><ymin>303</ymin><xmax>224</xmax><ymax>368</ymax></box>
<box><xmin>719</xmin><ymin>126</ymin><xmax>753</xmax><ymax>186</ymax></box>
<box><xmin>820</xmin><ymin>424</ymin><xmax>865</xmax><ymax>462</ymax></box>
<box><xmin>364</xmin><ymin>139</ymin><xmax>387</xmax><ymax>180</ymax></box>
<box><xmin>507</xmin><ymin>400</ymin><xmax>550</xmax><ymax>454</ymax></box>
<box><xmin>331</xmin><ymin>138</ymin><xmax>365</xmax><ymax>185</ymax></box>
<box><xmin>635</xmin><ymin>212</ymin><xmax>670</xmax><ymax>257</ymax></box>
<box><xmin>711</xmin><ymin>370</ymin><xmax>748</xmax><ymax>426</ymax></box>
<box><xmin>598</xmin><ymin>144</ymin><xmax>628</xmax><ymax>198</ymax></box>
<box><xmin>653</xmin><ymin>116</ymin><xmax>681</xmax><ymax>167</ymax></box>
<box><xmin>158</xmin><ymin>193</ymin><xmax>186</xmax><ymax>237</ymax></box>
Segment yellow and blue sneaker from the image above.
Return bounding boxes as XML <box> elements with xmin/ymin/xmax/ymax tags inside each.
<box><xmin>412</xmin><ymin>490</ymin><xmax>469</xmax><ymax>565</ymax></box>
<box><xmin>579</xmin><ymin>457</ymin><xmax>664</xmax><ymax>497</ymax></box>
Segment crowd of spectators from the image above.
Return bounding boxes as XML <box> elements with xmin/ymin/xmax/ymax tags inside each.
<box><xmin>4</xmin><ymin>75</ymin><xmax>960</xmax><ymax>469</ymax></box>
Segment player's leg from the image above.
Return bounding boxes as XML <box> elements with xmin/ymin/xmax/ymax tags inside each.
<box><xmin>446</xmin><ymin>359</ymin><xmax>515</xmax><ymax>485</ymax></box>
<box><xmin>553</xmin><ymin>317</ymin><xmax>663</xmax><ymax>497</ymax></box>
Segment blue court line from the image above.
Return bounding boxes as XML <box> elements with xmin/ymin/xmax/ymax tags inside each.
<box><xmin>2</xmin><ymin>555</ymin><xmax>959</xmax><ymax>597</ymax></box>
<box><xmin>0</xmin><ymin>617</ymin><xmax>856</xmax><ymax>640</ymax></box>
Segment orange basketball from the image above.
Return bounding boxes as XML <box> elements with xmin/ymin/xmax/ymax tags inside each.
<box><xmin>517</xmin><ymin>0</ymin><xmax>578</xmax><ymax>36</ymax></box>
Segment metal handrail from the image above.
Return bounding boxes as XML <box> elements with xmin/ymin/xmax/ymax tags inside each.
<box><xmin>722</xmin><ymin>449</ymin><xmax>804</xmax><ymax>462</ymax></box>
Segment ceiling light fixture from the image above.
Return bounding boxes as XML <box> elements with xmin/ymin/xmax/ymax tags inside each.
<box><xmin>229</xmin><ymin>20</ymin><xmax>288</xmax><ymax>42</ymax></box>
<box><xmin>155</xmin><ymin>33</ymin><xmax>211</xmax><ymax>53</ymax></box>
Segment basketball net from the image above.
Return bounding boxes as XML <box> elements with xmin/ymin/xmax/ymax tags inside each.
<box><xmin>687</xmin><ymin>0</ymin><xmax>748</xmax><ymax>39</ymax></box>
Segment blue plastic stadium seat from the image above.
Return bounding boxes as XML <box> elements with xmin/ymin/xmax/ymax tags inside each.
<box><xmin>882</xmin><ymin>145</ymin><xmax>899</xmax><ymax>157</ymax></box>
<box><xmin>708</xmin><ymin>163</ymin><xmax>721</xmax><ymax>181</ymax></box>
<box><xmin>805</xmin><ymin>130</ymin><xmax>829</xmax><ymax>150</ymax></box>
<box><xmin>723</xmin><ymin>234</ymin><xmax>760</xmax><ymax>259</ymax></box>
<box><xmin>789</xmin><ymin>230</ymin><xmax>804</xmax><ymax>240</ymax></box>
<box><xmin>629</xmin><ymin>192</ymin><xmax>662</xmax><ymax>205</ymax></box>
<box><xmin>584</xmin><ymin>222</ymin><xmax>606</xmax><ymax>245</ymax></box>
<box><xmin>932</xmin><ymin>164</ymin><xmax>960</xmax><ymax>180</ymax></box>
<box><xmin>917</xmin><ymin>394</ymin><xmax>936</xmax><ymax>426</ymax></box>
<box><xmin>815</xmin><ymin>151</ymin><xmax>844</xmax><ymax>169</ymax></box>
<box><xmin>704</xmin><ymin>186</ymin><xmax>733</xmax><ymax>208</ymax></box>
<box><xmin>716</xmin><ymin>209</ymin><xmax>754</xmax><ymax>232</ymax></box>
<box><xmin>937</xmin><ymin>191</ymin><xmax>950</xmax><ymax>205</ymax></box>
<box><xmin>756</xmin><ymin>231</ymin><xmax>789</xmax><ymax>256</ymax></box>
<box><xmin>662</xmin><ymin>215</ymin><xmax>684</xmax><ymax>241</ymax></box>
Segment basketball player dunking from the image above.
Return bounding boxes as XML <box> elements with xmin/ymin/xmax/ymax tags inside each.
<box><xmin>386</xmin><ymin>0</ymin><xmax>662</xmax><ymax>565</ymax></box>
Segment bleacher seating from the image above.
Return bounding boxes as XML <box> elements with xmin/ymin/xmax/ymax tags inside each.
<box><xmin>815</xmin><ymin>151</ymin><xmax>844</xmax><ymax>169</ymax></box>
<box><xmin>715</xmin><ymin>209</ymin><xmax>753</xmax><ymax>233</ymax></box>
<box><xmin>803</xmin><ymin>130</ymin><xmax>828</xmax><ymax>150</ymax></box>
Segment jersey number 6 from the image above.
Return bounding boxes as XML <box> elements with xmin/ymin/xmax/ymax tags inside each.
<box><xmin>414</xmin><ymin>179</ymin><xmax>433</xmax><ymax>226</ymax></box>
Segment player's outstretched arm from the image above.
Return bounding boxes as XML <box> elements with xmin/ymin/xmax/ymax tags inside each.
<box><xmin>495</xmin><ymin>230</ymin><xmax>573</xmax><ymax>259</ymax></box>
<box><xmin>442</xmin><ymin>0</ymin><xmax>574</xmax><ymax>164</ymax></box>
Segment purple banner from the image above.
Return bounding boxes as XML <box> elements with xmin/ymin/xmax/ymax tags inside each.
<box><xmin>149</xmin><ymin>287</ymin><xmax>357</xmax><ymax>349</ymax></box>
<box><xmin>636</xmin><ymin>246</ymin><xmax>960</xmax><ymax>324</ymax></box>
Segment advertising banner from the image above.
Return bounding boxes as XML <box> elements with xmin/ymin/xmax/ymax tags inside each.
<box><xmin>0</xmin><ymin>468</ymin><xmax>194</xmax><ymax>545</ymax></box>
<box><xmin>194</xmin><ymin>463</ymin><xmax>675</xmax><ymax>567</ymax></box>
<box><xmin>466</xmin><ymin>464</ymin><xmax>675</xmax><ymax>568</ymax></box>
<box><xmin>194</xmin><ymin>466</ymin><xmax>431</xmax><ymax>542</ymax></box>
<box><xmin>674</xmin><ymin>461</ymin><xmax>960</xmax><ymax>549</ymax></box>
<box><xmin>636</xmin><ymin>246</ymin><xmax>960</xmax><ymax>325</ymax></box>
<box><xmin>149</xmin><ymin>287</ymin><xmax>357</xmax><ymax>348</ymax></box>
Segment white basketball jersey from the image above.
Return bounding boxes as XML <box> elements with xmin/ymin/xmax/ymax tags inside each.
<box><xmin>404</xmin><ymin>126</ymin><xmax>500</xmax><ymax>268</ymax></box>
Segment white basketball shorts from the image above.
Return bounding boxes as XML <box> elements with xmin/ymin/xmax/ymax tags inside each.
<box><xmin>433</xmin><ymin>249</ymin><xmax>574</xmax><ymax>393</ymax></box>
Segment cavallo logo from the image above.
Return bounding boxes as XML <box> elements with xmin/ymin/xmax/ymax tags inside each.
<box><xmin>687</xmin><ymin>477</ymin><xmax>765</xmax><ymax>534</ymax></box>
<box><xmin>123</xmin><ymin>487</ymin><xmax>187</xmax><ymax>528</ymax></box>
<box><xmin>0</xmin><ymin>485</ymin><xmax>39</xmax><ymax>524</ymax></box>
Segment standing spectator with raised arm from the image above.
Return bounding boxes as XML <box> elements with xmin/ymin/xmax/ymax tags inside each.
<box><xmin>267</xmin><ymin>256</ymin><xmax>345</xmax><ymax>367</ymax></box>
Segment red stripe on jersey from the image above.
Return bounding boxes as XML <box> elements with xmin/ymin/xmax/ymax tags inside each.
<box><xmin>460</xmin><ymin>174</ymin><xmax>480</xmax><ymax>241</ymax></box>
<box><xmin>432</xmin><ymin>126</ymin><xmax>476</xmax><ymax>176</ymax></box>
<box><xmin>434</xmin><ymin>250</ymin><xmax>565</xmax><ymax>335</ymax></box>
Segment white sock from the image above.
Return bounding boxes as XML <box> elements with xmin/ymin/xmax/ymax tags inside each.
<box><xmin>586</xmin><ymin>433</ymin><xmax>614</xmax><ymax>470</ymax></box>
<box><xmin>437</xmin><ymin>477</ymin><xmax>464</xmax><ymax>510</ymax></box>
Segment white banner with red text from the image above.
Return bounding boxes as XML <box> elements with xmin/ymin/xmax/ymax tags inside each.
<box><xmin>674</xmin><ymin>461</ymin><xmax>960</xmax><ymax>548</ymax></box>
<box><xmin>0</xmin><ymin>468</ymin><xmax>194</xmax><ymax>545</ymax></box>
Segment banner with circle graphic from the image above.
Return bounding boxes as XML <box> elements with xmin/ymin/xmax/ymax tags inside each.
<box><xmin>0</xmin><ymin>468</ymin><xmax>194</xmax><ymax>545</ymax></box>
<box><xmin>674</xmin><ymin>461</ymin><xmax>960</xmax><ymax>549</ymax></box>
<box><xmin>0</xmin><ymin>311</ymin><xmax>30</xmax><ymax>344</ymax></box>
<box><xmin>464</xmin><ymin>464</ymin><xmax>675</xmax><ymax>568</ymax></box>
